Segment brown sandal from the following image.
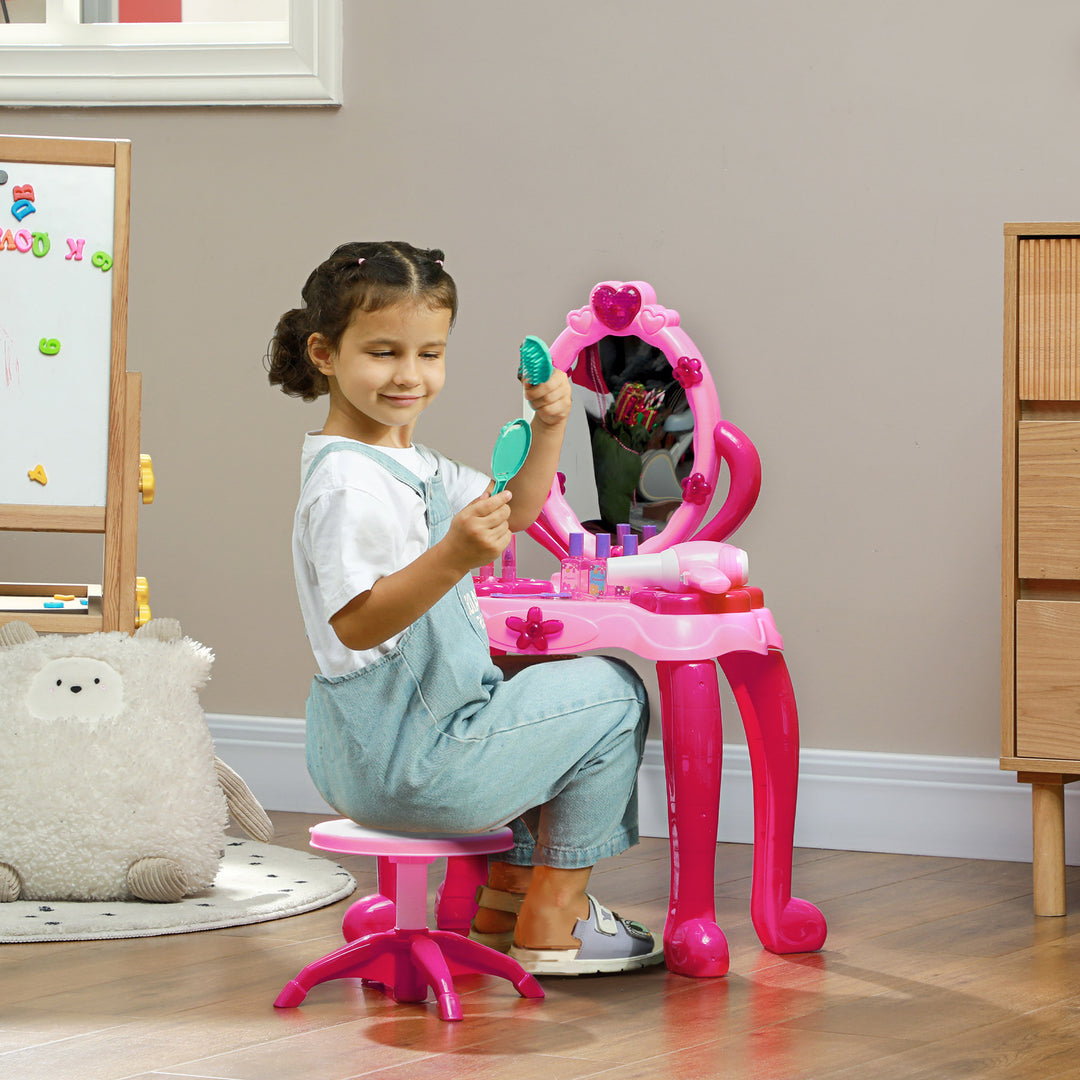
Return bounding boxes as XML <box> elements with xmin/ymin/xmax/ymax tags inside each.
<box><xmin>468</xmin><ymin>885</ymin><xmax>525</xmax><ymax>953</ymax></box>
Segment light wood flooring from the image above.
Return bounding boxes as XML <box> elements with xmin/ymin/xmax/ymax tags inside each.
<box><xmin>3</xmin><ymin>811</ymin><xmax>1080</xmax><ymax>1080</ymax></box>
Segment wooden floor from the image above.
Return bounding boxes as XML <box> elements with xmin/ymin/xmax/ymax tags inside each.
<box><xmin>4</xmin><ymin>811</ymin><xmax>1080</xmax><ymax>1080</ymax></box>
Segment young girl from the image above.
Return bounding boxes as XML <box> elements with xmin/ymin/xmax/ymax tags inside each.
<box><xmin>268</xmin><ymin>241</ymin><xmax>661</xmax><ymax>976</ymax></box>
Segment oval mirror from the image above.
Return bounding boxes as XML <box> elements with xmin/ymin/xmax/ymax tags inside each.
<box><xmin>529</xmin><ymin>281</ymin><xmax>723</xmax><ymax>558</ymax></box>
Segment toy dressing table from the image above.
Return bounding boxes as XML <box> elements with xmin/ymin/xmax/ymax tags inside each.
<box><xmin>476</xmin><ymin>282</ymin><xmax>827</xmax><ymax>977</ymax></box>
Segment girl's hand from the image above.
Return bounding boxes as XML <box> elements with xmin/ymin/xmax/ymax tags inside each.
<box><xmin>443</xmin><ymin>490</ymin><xmax>513</xmax><ymax>570</ymax></box>
<box><xmin>523</xmin><ymin>369</ymin><xmax>572</xmax><ymax>428</ymax></box>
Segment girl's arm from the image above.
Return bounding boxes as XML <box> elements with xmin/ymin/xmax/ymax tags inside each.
<box><xmin>329</xmin><ymin>488</ymin><xmax>512</xmax><ymax>651</ymax></box>
<box><xmin>505</xmin><ymin>370</ymin><xmax>572</xmax><ymax>531</ymax></box>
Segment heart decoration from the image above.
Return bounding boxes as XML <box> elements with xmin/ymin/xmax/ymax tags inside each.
<box><xmin>567</xmin><ymin>306</ymin><xmax>593</xmax><ymax>333</ymax></box>
<box><xmin>592</xmin><ymin>284</ymin><xmax>641</xmax><ymax>331</ymax></box>
<box><xmin>639</xmin><ymin>307</ymin><xmax>667</xmax><ymax>335</ymax></box>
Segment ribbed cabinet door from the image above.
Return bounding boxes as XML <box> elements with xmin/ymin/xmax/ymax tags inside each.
<box><xmin>1019</xmin><ymin>237</ymin><xmax>1080</xmax><ymax>400</ymax></box>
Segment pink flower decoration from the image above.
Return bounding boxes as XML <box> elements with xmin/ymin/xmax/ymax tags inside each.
<box><xmin>681</xmin><ymin>472</ymin><xmax>712</xmax><ymax>505</ymax></box>
<box><xmin>674</xmin><ymin>356</ymin><xmax>702</xmax><ymax>389</ymax></box>
<box><xmin>505</xmin><ymin>606</ymin><xmax>564</xmax><ymax>652</ymax></box>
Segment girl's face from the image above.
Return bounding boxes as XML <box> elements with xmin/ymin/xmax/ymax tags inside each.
<box><xmin>308</xmin><ymin>301</ymin><xmax>451</xmax><ymax>446</ymax></box>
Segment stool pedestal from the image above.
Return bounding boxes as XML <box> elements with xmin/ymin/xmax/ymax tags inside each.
<box><xmin>273</xmin><ymin>821</ymin><xmax>544</xmax><ymax>1021</ymax></box>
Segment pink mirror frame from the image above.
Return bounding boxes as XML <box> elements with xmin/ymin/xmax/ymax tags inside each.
<box><xmin>529</xmin><ymin>281</ymin><xmax>762</xmax><ymax>559</ymax></box>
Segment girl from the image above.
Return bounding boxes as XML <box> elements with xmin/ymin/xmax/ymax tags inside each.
<box><xmin>267</xmin><ymin>241</ymin><xmax>661</xmax><ymax>976</ymax></box>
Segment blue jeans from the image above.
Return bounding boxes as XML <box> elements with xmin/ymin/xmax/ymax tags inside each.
<box><xmin>303</xmin><ymin>441</ymin><xmax>649</xmax><ymax>868</ymax></box>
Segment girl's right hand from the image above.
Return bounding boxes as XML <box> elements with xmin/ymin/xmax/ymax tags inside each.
<box><xmin>443</xmin><ymin>490</ymin><xmax>513</xmax><ymax>570</ymax></box>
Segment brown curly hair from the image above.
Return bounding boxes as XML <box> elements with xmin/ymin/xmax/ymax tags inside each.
<box><xmin>266</xmin><ymin>241</ymin><xmax>457</xmax><ymax>401</ymax></box>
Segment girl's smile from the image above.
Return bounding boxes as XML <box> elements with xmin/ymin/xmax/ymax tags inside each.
<box><xmin>308</xmin><ymin>302</ymin><xmax>451</xmax><ymax>446</ymax></box>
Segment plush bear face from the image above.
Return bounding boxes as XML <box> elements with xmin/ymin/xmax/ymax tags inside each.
<box><xmin>27</xmin><ymin>657</ymin><xmax>124</xmax><ymax>722</ymax></box>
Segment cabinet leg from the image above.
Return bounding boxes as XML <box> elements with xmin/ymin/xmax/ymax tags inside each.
<box><xmin>1031</xmin><ymin>781</ymin><xmax>1067</xmax><ymax>917</ymax></box>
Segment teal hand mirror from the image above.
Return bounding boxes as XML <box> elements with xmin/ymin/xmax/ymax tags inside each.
<box><xmin>491</xmin><ymin>418</ymin><xmax>531</xmax><ymax>493</ymax></box>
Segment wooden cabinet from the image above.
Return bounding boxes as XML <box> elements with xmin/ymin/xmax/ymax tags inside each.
<box><xmin>1003</xmin><ymin>224</ymin><xmax>1080</xmax><ymax>915</ymax></box>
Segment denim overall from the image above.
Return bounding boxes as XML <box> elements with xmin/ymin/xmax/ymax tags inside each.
<box><xmin>304</xmin><ymin>441</ymin><xmax>649</xmax><ymax>868</ymax></box>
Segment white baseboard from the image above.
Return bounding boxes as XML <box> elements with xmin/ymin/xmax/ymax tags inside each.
<box><xmin>209</xmin><ymin>714</ymin><xmax>1076</xmax><ymax>865</ymax></box>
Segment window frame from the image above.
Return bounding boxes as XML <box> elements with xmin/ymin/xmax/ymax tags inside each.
<box><xmin>0</xmin><ymin>0</ymin><xmax>342</xmax><ymax>107</ymax></box>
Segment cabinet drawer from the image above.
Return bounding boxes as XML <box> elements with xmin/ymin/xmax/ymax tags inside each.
<box><xmin>1018</xmin><ymin>421</ymin><xmax>1080</xmax><ymax>579</ymax></box>
<box><xmin>1019</xmin><ymin>237</ymin><xmax>1080</xmax><ymax>399</ymax></box>
<box><xmin>1016</xmin><ymin>599</ymin><xmax>1080</xmax><ymax>758</ymax></box>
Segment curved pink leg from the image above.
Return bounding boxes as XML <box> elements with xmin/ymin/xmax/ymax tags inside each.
<box><xmin>656</xmin><ymin>659</ymin><xmax>730</xmax><ymax>977</ymax></box>
<box><xmin>718</xmin><ymin>648</ymin><xmax>827</xmax><ymax>954</ymax></box>
<box><xmin>273</xmin><ymin>933</ymin><xmax>400</xmax><ymax>1008</ymax></box>
<box><xmin>435</xmin><ymin>854</ymin><xmax>489</xmax><ymax>934</ymax></box>
<box><xmin>410</xmin><ymin>935</ymin><xmax>462</xmax><ymax>1019</ymax></box>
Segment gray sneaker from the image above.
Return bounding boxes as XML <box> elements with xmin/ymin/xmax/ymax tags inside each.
<box><xmin>509</xmin><ymin>894</ymin><xmax>664</xmax><ymax>975</ymax></box>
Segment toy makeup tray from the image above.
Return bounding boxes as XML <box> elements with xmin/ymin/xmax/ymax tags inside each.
<box><xmin>475</xmin><ymin>281</ymin><xmax>827</xmax><ymax>978</ymax></box>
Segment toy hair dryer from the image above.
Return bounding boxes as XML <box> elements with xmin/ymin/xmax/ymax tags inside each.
<box><xmin>605</xmin><ymin>540</ymin><xmax>749</xmax><ymax>595</ymax></box>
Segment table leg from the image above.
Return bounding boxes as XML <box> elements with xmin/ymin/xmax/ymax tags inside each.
<box><xmin>656</xmin><ymin>658</ymin><xmax>730</xmax><ymax>977</ymax></box>
<box><xmin>718</xmin><ymin>649</ymin><xmax>827</xmax><ymax>954</ymax></box>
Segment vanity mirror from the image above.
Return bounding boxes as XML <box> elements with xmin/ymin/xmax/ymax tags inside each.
<box><xmin>530</xmin><ymin>281</ymin><xmax>763</xmax><ymax>560</ymax></box>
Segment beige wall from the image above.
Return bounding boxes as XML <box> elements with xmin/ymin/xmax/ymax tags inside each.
<box><xmin>3</xmin><ymin>1</ymin><xmax>1073</xmax><ymax>758</ymax></box>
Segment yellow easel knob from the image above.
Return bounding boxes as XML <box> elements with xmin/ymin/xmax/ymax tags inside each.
<box><xmin>139</xmin><ymin>453</ymin><xmax>155</xmax><ymax>505</ymax></box>
<box><xmin>135</xmin><ymin>576</ymin><xmax>151</xmax><ymax>628</ymax></box>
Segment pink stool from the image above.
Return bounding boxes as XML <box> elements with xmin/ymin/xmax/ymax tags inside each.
<box><xmin>273</xmin><ymin>819</ymin><xmax>544</xmax><ymax>1021</ymax></box>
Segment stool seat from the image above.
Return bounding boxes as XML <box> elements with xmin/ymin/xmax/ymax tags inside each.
<box><xmin>310</xmin><ymin>819</ymin><xmax>518</xmax><ymax>858</ymax></box>
<box><xmin>274</xmin><ymin>819</ymin><xmax>544</xmax><ymax>1021</ymax></box>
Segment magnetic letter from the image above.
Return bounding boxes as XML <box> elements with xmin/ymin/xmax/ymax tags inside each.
<box><xmin>38</xmin><ymin>338</ymin><xmax>60</xmax><ymax>355</ymax></box>
<box><xmin>30</xmin><ymin>232</ymin><xmax>49</xmax><ymax>257</ymax></box>
<box><xmin>65</xmin><ymin>238</ymin><xmax>85</xmax><ymax>261</ymax></box>
<box><xmin>12</xmin><ymin>184</ymin><xmax>34</xmax><ymax>202</ymax></box>
<box><xmin>1</xmin><ymin>230</ymin><xmax>15</xmax><ymax>251</ymax></box>
<box><xmin>11</xmin><ymin>200</ymin><xmax>35</xmax><ymax>223</ymax></box>
<box><xmin>13</xmin><ymin>230</ymin><xmax>31</xmax><ymax>253</ymax></box>
<box><xmin>91</xmin><ymin>250</ymin><xmax>113</xmax><ymax>272</ymax></box>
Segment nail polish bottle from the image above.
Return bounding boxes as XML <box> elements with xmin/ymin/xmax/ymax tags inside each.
<box><xmin>560</xmin><ymin>532</ymin><xmax>586</xmax><ymax>596</ymax></box>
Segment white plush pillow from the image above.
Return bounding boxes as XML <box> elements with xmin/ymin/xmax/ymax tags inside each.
<box><xmin>0</xmin><ymin>618</ymin><xmax>267</xmax><ymax>902</ymax></box>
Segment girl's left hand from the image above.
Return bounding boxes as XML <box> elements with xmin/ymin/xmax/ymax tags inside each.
<box><xmin>523</xmin><ymin>369</ymin><xmax>572</xmax><ymax>428</ymax></box>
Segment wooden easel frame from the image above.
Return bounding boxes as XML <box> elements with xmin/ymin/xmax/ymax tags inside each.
<box><xmin>0</xmin><ymin>134</ymin><xmax>142</xmax><ymax>635</ymax></box>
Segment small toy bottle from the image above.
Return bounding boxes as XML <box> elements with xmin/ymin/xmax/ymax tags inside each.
<box><xmin>611</xmin><ymin>534</ymin><xmax>637</xmax><ymax>597</ymax></box>
<box><xmin>500</xmin><ymin>535</ymin><xmax>517</xmax><ymax>582</ymax></box>
<box><xmin>642</xmin><ymin>524</ymin><xmax>658</xmax><ymax>542</ymax></box>
<box><xmin>589</xmin><ymin>534</ymin><xmax>610</xmax><ymax>596</ymax></box>
<box><xmin>560</xmin><ymin>533</ymin><xmax>586</xmax><ymax>595</ymax></box>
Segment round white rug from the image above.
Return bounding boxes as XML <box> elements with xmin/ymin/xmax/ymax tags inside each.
<box><xmin>0</xmin><ymin>839</ymin><xmax>356</xmax><ymax>943</ymax></box>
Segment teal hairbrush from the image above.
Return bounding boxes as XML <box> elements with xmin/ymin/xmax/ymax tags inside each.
<box><xmin>519</xmin><ymin>335</ymin><xmax>554</xmax><ymax>385</ymax></box>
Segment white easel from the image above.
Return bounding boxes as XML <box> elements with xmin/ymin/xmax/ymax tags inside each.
<box><xmin>0</xmin><ymin>134</ymin><xmax>153</xmax><ymax>634</ymax></box>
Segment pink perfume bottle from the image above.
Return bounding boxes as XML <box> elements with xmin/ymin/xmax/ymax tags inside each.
<box><xmin>589</xmin><ymin>534</ymin><xmax>610</xmax><ymax>596</ymax></box>
<box><xmin>560</xmin><ymin>533</ymin><xmax>586</xmax><ymax>596</ymax></box>
<box><xmin>500</xmin><ymin>535</ymin><xmax>517</xmax><ymax>582</ymax></box>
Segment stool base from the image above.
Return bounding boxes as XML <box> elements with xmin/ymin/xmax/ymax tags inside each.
<box><xmin>274</xmin><ymin>923</ymin><xmax>544</xmax><ymax>1021</ymax></box>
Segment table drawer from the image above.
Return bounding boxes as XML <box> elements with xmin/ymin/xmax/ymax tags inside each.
<box><xmin>1016</xmin><ymin>599</ymin><xmax>1080</xmax><ymax>758</ymax></box>
<box><xmin>1018</xmin><ymin>421</ymin><xmax>1080</xmax><ymax>579</ymax></box>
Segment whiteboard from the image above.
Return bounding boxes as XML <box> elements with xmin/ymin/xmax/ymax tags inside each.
<box><xmin>0</xmin><ymin>159</ymin><xmax>117</xmax><ymax>508</ymax></box>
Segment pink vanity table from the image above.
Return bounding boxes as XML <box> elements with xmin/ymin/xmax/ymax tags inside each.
<box><xmin>476</xmin><ymin>282</ymin><xmax>827</xmax><ymax>977</ymax></box>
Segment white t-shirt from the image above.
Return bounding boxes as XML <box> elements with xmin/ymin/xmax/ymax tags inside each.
<box><xmin>292</xmin><ymin>433</ymin><xmax>491</xmax><ymax>677</ymax></box>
